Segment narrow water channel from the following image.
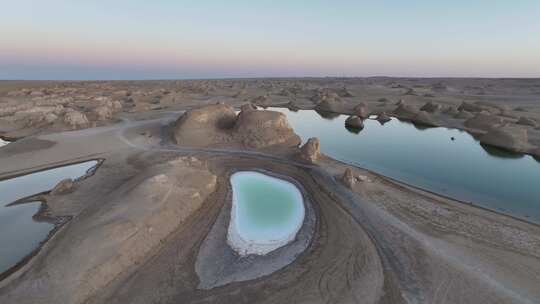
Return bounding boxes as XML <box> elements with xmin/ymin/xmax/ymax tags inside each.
<box><xmin>0</xmin><ymin>160</ymin><xmax>99</xmax><ymax>275</ymax></box>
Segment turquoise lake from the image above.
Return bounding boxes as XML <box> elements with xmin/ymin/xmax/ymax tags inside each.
<box><xmin>228</xmin><ymin>171</ymin><xmax>304</xmax><ymax>255</ymax></box>
<box><xmin>271</xmin><ymin>107</ymin><xmax>540</xmax><ymax>223</ymax></box>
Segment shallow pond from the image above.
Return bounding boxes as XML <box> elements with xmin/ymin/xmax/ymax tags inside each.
<box><xmin>227</xmin><ymin>171</ymin><xmax>305</xmax><ymax>256</ymax></box>
<box><xmin>0</xmin><ymin>160</ymin><xmax>99</xmax><ymax>275</ymax></box>
<box><xmin>271</xmin><ymin>107</ymin><xmax>540</xmax><ymax>223</ymax></box>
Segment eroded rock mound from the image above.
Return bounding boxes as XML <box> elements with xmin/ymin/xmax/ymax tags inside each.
<box><xmin>458</xmin><ymin>101</ymin><xmax>484</xmax><ymax>113</ymax></box>
<box><xmin>234</xmin><ymin>109</ymin><xmax>300</xmax><ymax>148</ymax></box>
<box><xmin>51</xmin><ymin>178</ymin><xmax>75</xmax><ymax>195</ymax></box>
<box><xmin>412</xmin><ymin>111</ymin><xmax>437</xmax><ymax>127</ymax></box>
<box><xmin>173</xmin><ymin>104</ymin><xmax>237</xmax><ymax>146</ymax></box>
<box><xmin>420</xmin><ymin>101</ymin><xmax>441</xmax><ymax>113</ymax></box>
<box><xmin>298</xmin><ymin>137</ymin><xmax>321</xmax><ymax>164</ymax></box>
<box><xmin>240</xmin><ymin>103</ymin><xmax>257</xmax><ymax>112</ymax></box>
<box><xmin>464</xmin><ymin>113</ymin><xmax>505</xmax><ymax>131</ymax></box>
<box><xmin>517</xmin><ymin>117</ymin><xmax>537</xmax><ymax>128</ymax></box>
<box><xmin>341</xmin><ymin>168</ymin><xmax>355</xmax><ymax>188</ymax></box>
<box><xmin>315</xmin><ymin>98</ymin><xmax>344</xmax><ymax>113</ymax></box>
<box><xmin>64</xmin><ymin>110</ymin><xmax>89</xmax><ymax>129</ymax></box>
<box><xmin>443</xmin><ymin>106</ymin><xmax>459</xmax><ymax>116</ymax></box>
<box><xmin>353</xmin><ymin>102</ymin><xmax>369</xmax><ymax>118</ymax></box>
<box><xmin>454</xmin><ymin>109</ymin><xmax>474</xmax><ymax>120</ymax></box>
<box><xmin>479</xmin><ymin>125</ymin><xmax>529</xmax><ymax>152</ymax></box>
<box><xmin>173</xmin><ymin>104</ymin><xmax>300</xmax><ymax>149</ymax></box>
<box><xmin>93</xmin><ymin>106</ymin><xmax>113</xmax><ymax>121</ymax></box>
<box><xmin>393</xmin><ymin>103</ymin><xmax>418</xmax><ymax>119</ymax></box>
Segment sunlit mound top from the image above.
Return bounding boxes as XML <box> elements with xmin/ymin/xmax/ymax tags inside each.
<box><xmin>172</xmin><ymin>103</ymin><xmax>301</xmax><ymax>149</ymax></box>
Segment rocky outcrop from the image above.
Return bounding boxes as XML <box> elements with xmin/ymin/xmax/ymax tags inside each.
<box><xmin>38</xmin><ymin>157</ymin><xmax>216</xmax><ymax>303</ymax></box>
<box><xmin>298</xmin><ymin>137</ymin><xmax>321</xmax><ymax>164</ymax></box>
<box><xmin>251</xmin><ymin>95</ymin><xmax>271</xmax><ymax>106</ymax></box>
<box><xmin>341</xmin><ymin>168</ymin><xmax>355</xmax><ymax>188</ymax></box>
<box><xmin>464</xmin><ymin>113</ymin><xmax>505</xmax><ymax>131</ymax></box>
<box><xmin>51</xmin><ymin>178</ymin><xmax>75</xmax><ymax>195</ymax></box>
<box><xmin>240</xmin><ymin>103</ymin><xmax>257</xmax><ymax>112</ymax></box>
<box><xmin>336</xmin><ymin>87</ymin><xmax>354</xmax><ymax>98</ymax></box>
<box><xmin>420</xmin><ymin>101</ymin><xmax>441</xmax><ymax>113</ymax></box>
<box><xmin>345</xmin><ymin>115</ymin><xmax>364</xmax><ymax>129</ymax></box>
<box><xmin>173</xmin><ymin>104</ymin><xmax>237</xmax><ymax>146</ymax></box>
<box><xmin>443</xmin><ymin>106</ymin><xmax>459</xmax><ymax>116</ymax></box>
<box><xmin>310</xmin><ymin>90</ymin><xmax>340</xmax><ymax>103</ymax></box>
<box><xmin>454</xmin><ymin>110</ymin><xmax>474</xmax><ymax>120</ymax></box>
<box><xmin>353</xmin><ymin>102</ymin><xmax>369</xmax><ymax>118</ymax></box>
<box><xmin>412</xmin><ymin>112</ymin><xmax>437</xmax><ymax>127</ymax></box>
<box><xmin>393</xmin><ymin>103</ymin><xmax>418</xmax><ymax>119</ymax></box>
<box><xmin>64</xmin><ymin>110</ymin><xmax>89</xmax><ymax>129</ymax></box>
<box><xmin>286</xmin><ymin>101</ymin><xmax>300</xmax><ymax>111</ymax></box>
<box><xmin>517</xmin><ymin>117</ymin><xmax>537</xmax><ymax>128</ymax></box>
<box><xmin>93</xmin><ymin>106</ymin><xmax>113</xmax><ymax>121</ymax></box>
<box><xmin>479</xmin><ymin>125</ymin><xmax>529</xmax><ymax>152</ymax></box>
<box><xmin>44</xmin><ymin>113</ymin><xmax>59</xmax><ymax>124</ymax></box>
<box><xmin>377</xmin><ymin>112</ymin><xmax>392</xmax><ymax>124</ymax></box>
<box><xmin>234</xmin><ymin>109</ymin><xmax>300</xmax><ymax>148</ymax></box>
<box><xmin>458</xmin><ymin>101</ymin><xmax>484</xmax><ymax>113</ymax></box>
<box><xmin>314</xmin><ymin>97</ymin><xmax>344</xmax><ymax>113</ymax></box>
<box><xmin>173</xmin><ymin>104</ymin><xmax>300</xmax><ymax>149</ymax></box>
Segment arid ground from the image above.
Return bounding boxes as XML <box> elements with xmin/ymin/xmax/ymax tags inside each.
<box><xmin>0</xmin><ymin>78</ymin><xmax>539</xmax><ymax>304</ymax></box>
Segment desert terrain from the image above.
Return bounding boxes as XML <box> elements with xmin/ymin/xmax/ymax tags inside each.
<box><xmin>0</xmin><ymin>78</ymin><xmax>539</xmax><ymax>304</ymax></box>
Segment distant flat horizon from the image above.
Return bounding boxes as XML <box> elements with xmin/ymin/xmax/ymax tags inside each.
<box><xmin>2</xmin><ymin>1</ymin><xmax>539</xmax><ymax>79</ymax></box>
<box><xmin>2</xmin><ymin>76</ymin><xmax>540</xmax><ymax>82</ymax></box>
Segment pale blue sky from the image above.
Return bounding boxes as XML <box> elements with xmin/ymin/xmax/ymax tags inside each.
<box><xmin>1</xmin><ymin>0</ymin><xmax>539</xmax><ymax>79</ymax></box>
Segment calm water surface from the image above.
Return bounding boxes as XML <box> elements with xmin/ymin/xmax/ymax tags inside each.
<box><xmin>271</xmin><ymin>107</ymin><xmax>540</xmax><ymax>223</ymax></box>
<box><xmin>231</xmin><ymin>171</ymin><xmax>304</xmax><ymax>242</ymax></box>
<box><xmin>0</xmin><ymin>160</ymin><xmax>98</xmax><ymax>274</ymax></box>
<box><xmin>229</xmin><ymin>171</ymin><xmax>304</xmax><ymax>255</ymax></box>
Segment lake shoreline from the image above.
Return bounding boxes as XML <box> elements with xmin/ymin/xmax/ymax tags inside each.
<box><xmin>1</xmin><ymin>79</ymin><xmax>539</xmax><ymax>303</ymax></box>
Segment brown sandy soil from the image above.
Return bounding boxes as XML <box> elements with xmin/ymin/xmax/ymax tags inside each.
<box><xmin>0</xmin><ymin>79</ymin><xmax>539</xmax><ymax>303</ymax></box>
<box><xmin>1</xmin><ymin>78</ymin><xmax>539</xmax><ymax>155</ymax></box>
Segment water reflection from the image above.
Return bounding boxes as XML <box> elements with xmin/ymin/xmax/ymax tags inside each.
<box><xmin>345</xmin><ymin>125</ymin><xmax>363</xmax><ymax>134</ymax></box>
<box><xmin>270</xmin><ymin>107</ymin><xmax>540</xmax><ymax>223</ymax></box>
<box><xmin>0</xmin><ymin>160</ymin><xmax>99</xmax><ymax>275</ymax></box>
<box><xmin>480</xmin><ymin>144</ymin><xmax>525</xmax><ymax>159</ymax></box>
<box><xmin>314</xmin><ymin>109</ymin><xmax>340</xmax><ymax>120</ymax></box>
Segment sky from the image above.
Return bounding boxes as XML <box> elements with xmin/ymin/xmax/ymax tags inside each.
<box><xmin>1</xmin><ymin>0</ymin><xmax>539</xmax><ymax>80</ymax></box>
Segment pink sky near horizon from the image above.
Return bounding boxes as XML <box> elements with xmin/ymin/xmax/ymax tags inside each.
<box><xmin>2</xmin><ymin>1</ymin><xmax>540</xmax><ymax>79</ymax></box>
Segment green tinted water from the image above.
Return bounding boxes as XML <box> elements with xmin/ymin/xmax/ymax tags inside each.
<box><xmin>228</xmin><ymin>171</ymin><xmax>305</xmax><ymax>255</ymax></box>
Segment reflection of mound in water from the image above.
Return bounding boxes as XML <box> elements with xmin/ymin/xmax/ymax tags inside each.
<box><xmin>345</xmin><ymin>125</ymin><xmax>363</xmax><ymax>134</ymax></box>
<box><xmin>344</xmin><ymin>115</ymin><xmax>364</xmax><ymax>134</ymax></box>
<box><xmin>411</xmin><ymin>121</ymin><xmax>436</xmax><ymax>131</ymax></box>
<box><xmin>480</xmin><ymin>143</ymin><xmax>525</xmax><ymax>159</ymax></box>
<box><xmin>396</xmin><ymin>117</ymin><xmax>434</xmax><ymax>131</ymax></box>
<box><xmin>315</xmin><ymin>109</ymin><xmax>340</xmax><ymax>120</ymax></box>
